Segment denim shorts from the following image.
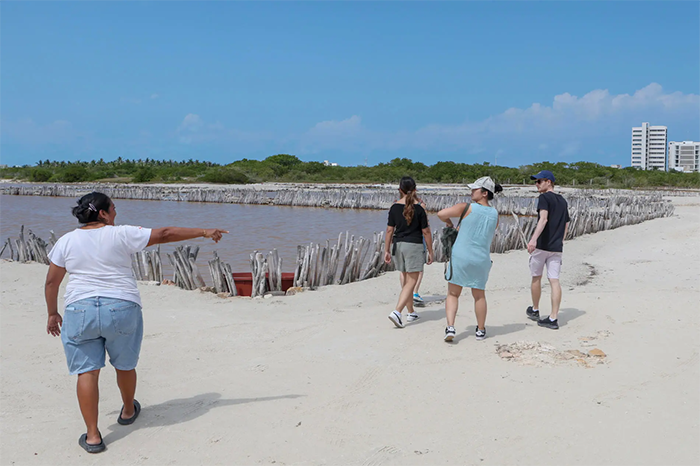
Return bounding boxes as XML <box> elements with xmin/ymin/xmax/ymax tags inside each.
<box><xmin>61</xmin><ymin>297</ymin><xmax>144</xmax><ymax>375</ymax></box>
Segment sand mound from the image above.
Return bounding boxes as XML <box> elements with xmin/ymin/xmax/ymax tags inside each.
<box><xmin>496</xmin><ymin>341</ymin><xmax>607</xmax><ymax>367</ymax></box>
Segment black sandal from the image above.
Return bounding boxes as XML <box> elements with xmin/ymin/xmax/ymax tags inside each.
<box><xmin>78</xmin><ymin>432</ymin><xmax>105</xmax><ymax>453</ymax></box>
<box><xmin>117</xmin><ymin>399</ymin><xmax>141</xmax><ymax>425</ymax></box>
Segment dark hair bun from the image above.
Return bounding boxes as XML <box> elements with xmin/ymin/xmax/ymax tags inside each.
<box><xmin>494</xmin><ymin>183</ymin><xmax>503</xmax><ymax>194</ymax></box>
<box><xmin>71</xmin><ymin>192</ymin><xmax>112</xmax><ymax>224</ymax></box>
<box><xmin>71</xmin><ymin>203</ymin><xmax>95</xmax><ymax>224</ymax></box>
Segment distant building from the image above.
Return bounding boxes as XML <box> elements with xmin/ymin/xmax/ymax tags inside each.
<box><xmin>323</xmin><ymin>160</ymin><xmax>339</xmax><ymax>167</ymax></box>
<box><xmin>631</xmin><ymin>123</ymin><xmax>667</xmax><ymax>170</ymax></box>
<box><xmin>668</xmin><ymin>141</ymin><xmax>700</xmax><ymax>173</ymax></box>
<box><xmin>610</xmin><ymin>164</ymin><xmax>622</xmax><ymax>169</ymax></box>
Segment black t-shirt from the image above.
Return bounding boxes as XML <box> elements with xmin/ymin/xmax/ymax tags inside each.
<box><xmin>388</xmin><ymin>203</ymin><xmax>429</xmax><ymax>244</ymax></box>
<box><xmin>536</xmin><ymin>192</ymin><xmax>570</xmax><ymax>252</ymax></box>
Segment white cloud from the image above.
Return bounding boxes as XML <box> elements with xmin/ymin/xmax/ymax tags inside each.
<box><xmin>5</xmin><ymin>83</ymin><xmax>696</xmax><ymax>167</ymax></box>
<box><xmin>178</xmin><ymin>114</ymin><xmax>204</xmax><ymax>133</ymax></box>
<box><xmin>176</xmin><ymin>114</ymin><xmax>204</xmax><ymax>144</ymax></box>
<box><xmin>1</xmin><ymin>118</ymin><xmax>80</xmax><ymax>145</ymax></box>
<box><xmin>309</xmin><ymin>115</ymin><xmax>362</xmax><ymax>135</ymax></box>
<box><xmin>175</xmin><ymin>114</ymin><xmax>273</xmax><ymax>145</ymax></box>
<box><xmin>296</xmin><ymin>83</ymin><xmax>699</xmax><ymax>157</ymax></box>
<box><xmin>450</xmin><ymin>83</ymin><xmax>696</xmax><ymax>137</ymax></box>
<box><xmin>300</xmin><ymin>115</ymin><xmax>366</xmax><ymax>152</ymax></box>
<box><xmin>559</xmin><ymin>141</ymin><xmax>583</xmax><ymax>158</ymax></box>
<box><xmin>151</xmin><ymin>94</ymin><xmax>159</xmax><ymax>100</ymax></box>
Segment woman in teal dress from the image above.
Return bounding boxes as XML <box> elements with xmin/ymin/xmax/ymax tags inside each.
<box><xmin>437</xmin><ymin>177</ymin><xmax>502</xmax><ymax>342</ymax></box>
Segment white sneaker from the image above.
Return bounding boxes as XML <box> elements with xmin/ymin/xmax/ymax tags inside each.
<box><xmin>475</xmin><ymin>327</ymin><xmax>486</xmax><ymax>341</ymax></box>
<box><xmin>406</xmin><ymin>312</ymin><xmax>420</xmax><ymax>323</ymax></box>
<box><xmin>388</xmin><ymin>310</ymin><xmax>405</xmax><ymax>328</ymax></box>
<box><xmin>444</xmin><ymin>326</ymin><xmax>456</xmax><ymax>342</ymax></box>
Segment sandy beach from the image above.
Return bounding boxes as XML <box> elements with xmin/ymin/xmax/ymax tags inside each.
<box><xmin>1</xmin><ymin>197</ymin><xmax>698</xmax><ymax>466</ymax></box>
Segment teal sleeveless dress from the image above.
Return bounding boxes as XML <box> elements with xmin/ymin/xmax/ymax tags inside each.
<box><xmin>447</xmin><ymin>203</ymin><xmax>499</xmax><ymax>290</ymax></box>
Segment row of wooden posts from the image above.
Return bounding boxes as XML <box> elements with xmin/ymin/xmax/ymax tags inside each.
<box><xmin>0</xmin><ymin>225</ymin><xmax>56</xmax><ymax>265</ymax></box>
<box><xmin>3</xmin><ymin>183</ymin><xmax>538</xmax><ymax>212</ymax></box>
<box><xmin>131</xmin><ymin>230</ymin><xmax>395</xmax><ymax>295</ymax></box>
<box><xmin>1</xmin><ymin>183</ymin><xmax>689</xmax><ymax>215</ymax></box>
<box><xmin>292</xmin><ymin>231</ymin><xmax>394</xmax><ymax>290</ymax></box>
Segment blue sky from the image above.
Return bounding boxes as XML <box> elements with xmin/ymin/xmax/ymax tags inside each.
<box><xmin>2</xmin><ymin>2</ymin><xmax>699</xmax><ymax>168</ymax></box>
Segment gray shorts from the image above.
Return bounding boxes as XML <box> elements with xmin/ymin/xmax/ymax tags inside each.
<box><xmin>393</xmin><ymin>242</ymin><xmax>426</xmax><ymax>273</ymax></box>
<box><xmin>529</xmin><ymin>249</ymin><xmax>562</xmax><ymax>279</ymax></box>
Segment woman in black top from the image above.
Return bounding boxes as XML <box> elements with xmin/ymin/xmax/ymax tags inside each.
<box><xmin>384</xmin><ymin>176</ymin><xmax>434</xmax><ymax>328</ymax></box>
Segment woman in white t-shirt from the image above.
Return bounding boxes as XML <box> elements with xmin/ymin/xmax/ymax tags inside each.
<box><xmin>45</xmin><ymin>192</ymin><xmax>228</xmax><ymax>453</ymax></box>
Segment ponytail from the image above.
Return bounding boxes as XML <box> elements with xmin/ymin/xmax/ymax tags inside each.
<box><xmin>399</xmin><ymin>176</ymin><xmax>418</xmax><ymax>225</ymax></box>
<box><xmin>403</xmin><ymin>190</ymin><xmax>417</xmax><ymax>225</ymax></box>
<box><xmin>483</xmin><ymin>182</ymin><xmax>503</xmax><ymax>201</ymax></box>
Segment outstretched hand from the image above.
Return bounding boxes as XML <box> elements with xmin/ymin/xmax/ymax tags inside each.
<box><xmin>203</xmin><ymin>229</ymin><xmax>229</xmax><ymax>243</ymax></box>
<box><xmin>47</xmin><ymin>314</ymin><xmax>62</xmax><ymax>337</ymax></box>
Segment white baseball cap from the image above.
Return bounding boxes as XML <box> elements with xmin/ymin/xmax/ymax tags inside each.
<box><xmin>467</xmin><ymin>176</ymin><xmax>496</xmax><ymax>193</ymax></box>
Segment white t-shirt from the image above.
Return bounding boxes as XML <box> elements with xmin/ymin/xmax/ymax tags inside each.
<box><xmin>48</xmin><ymin>225</ymin><xmax>152</xmax><ymax>307</ymax></box>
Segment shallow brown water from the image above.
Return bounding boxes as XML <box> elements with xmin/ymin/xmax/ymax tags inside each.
<box><xmin>1</xmin><ymin>195</ymin><xmax>444</xmax><ymax>279</ymax></box>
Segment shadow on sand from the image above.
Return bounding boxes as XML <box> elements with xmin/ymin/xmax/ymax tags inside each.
<box><xmin>407</xmin><ymin>308</ymin><xmax>447</xmax><ymax>324</ymax></box>
<box><xmin>449</xmin><ymin>322</ymin><xmax>528</xmax><ymax>343</ymax></box>
<box><xmin>415</xmin><ymin>295</ymin><xmax>447</xmax><ymax>307</ymax></box>
<box><xmin>554</xmin><ymin>307</ymin><xmax>586</xmax><ymax>327</ymax></box>
<box><xmin>103</xmin><ymin>392</ymin><xmax>304</xmax><ymax>445</ymax></box>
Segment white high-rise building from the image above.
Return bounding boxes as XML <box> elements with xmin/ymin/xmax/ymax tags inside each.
<box><xmin>668</xmin><ymin>141</ymin><xmax>700</xmax><ymax>173</ymax></box>
<box><xmin>631</xmin><ymin>123</ymin><xmax>667</xmax><ymax>170</ymax></box>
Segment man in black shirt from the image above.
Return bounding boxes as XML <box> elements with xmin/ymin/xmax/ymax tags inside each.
<box><xmin>525</xmin><ymin>170</ymin><xmax>570</xmax><ymax>330</ymax></box>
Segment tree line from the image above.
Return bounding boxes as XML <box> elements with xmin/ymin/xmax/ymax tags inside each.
<box><xmin>1</xmin><ymin>154</ymin><xmax>698</xmax><ymax>188</ymax></box>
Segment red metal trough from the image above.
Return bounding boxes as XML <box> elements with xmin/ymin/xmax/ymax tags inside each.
<box><xmin>230</xmin><ymin>272</ymin><xmax>296</xmax><ymax>297</ymax></box>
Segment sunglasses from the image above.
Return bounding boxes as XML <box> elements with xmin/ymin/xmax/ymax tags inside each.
<box><xmin>535</xmin><ymin>179</ymin><xmax>547</xmax><ymax>184</ymax></box>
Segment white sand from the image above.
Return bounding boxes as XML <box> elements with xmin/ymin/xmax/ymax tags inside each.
<box><xmin>1</xmin><ymin>198</ymin><xmax>698</xmax><ymax>465</ymax></box>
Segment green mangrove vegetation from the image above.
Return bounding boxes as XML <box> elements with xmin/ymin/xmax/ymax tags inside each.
<box><xmin>1</xmin><ymin>154</ymin><xmax>698</xmax><ymax>188</ymax></box>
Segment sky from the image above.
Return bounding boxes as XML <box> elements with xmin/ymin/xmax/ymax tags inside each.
<box><xmin>2</xmin><ymin>2</ymin><xmax>699</xmax><ymax>168</ymax></box>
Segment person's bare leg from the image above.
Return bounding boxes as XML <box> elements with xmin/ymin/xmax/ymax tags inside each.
<box><xmin>406</xmin><ymin>293</ymin><xmax>415</xmax><ymax>314</ymax></box>
<box><xmin>472</xmin><ymin>288</ymin><xmax>487</xmax><ymax>330</ymax></box>
<box><xmin>445</xmin><ymin>283</ymin><xmax>462</xmax><ymax>327</ymax></box>
<box><xmin>406</xmin><ymin>272</ymin><xmax>417</xmax><ymax>314</ymax></box>
<box><xmin>549</xmin><ymin>278</ymin><xmax>562</xmax><ymax>319</ymax></box>
<box><xmin>116</xmin><ymin>369</ymin><xmax>137</xmax><ymax>419</ymax></box>
<box><xmin>395</xmin><ymin>272</ymin><xmax>419</xmax><ymax>313</ymax></box>
<box><xmin>531</xmin><ymin>276</ymin><xmax>542</xmax><ymax>309</ymax></box>
<box><xmin>77</xmin><ymin>370</ymin><xmax>101</xmax><ymax>444</ymax></box>
<box><xmin>413</xmin><ymin>271</ymin><xmax>423</xmax><ymax>295</ymax></box>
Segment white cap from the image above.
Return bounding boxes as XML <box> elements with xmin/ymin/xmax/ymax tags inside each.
<box><xmin>467</xmin><ymin>176</ymin><xmax>496</xmax><ymax>193</ymax></box>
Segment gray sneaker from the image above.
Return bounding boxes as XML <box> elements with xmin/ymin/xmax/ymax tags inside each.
<box><xmin>537</xmin><ymin>317</ymin><xmax>559</xmax><ymax>330</ymax></box>
<box><xmin>526</xmin><ymin>306</ymin><xmax>540</xmax><ymax>321</ymax></box>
